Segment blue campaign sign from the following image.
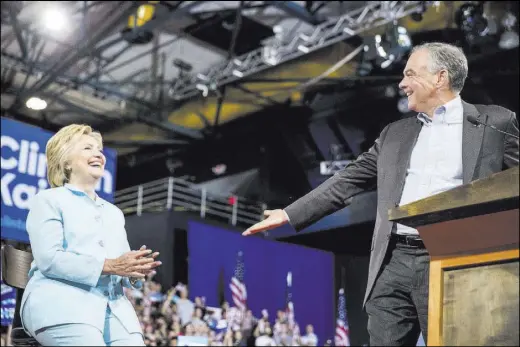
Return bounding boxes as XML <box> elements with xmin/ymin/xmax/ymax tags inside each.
<box><xmin>1</xmin><ymin>279</ymin><xmax>16</xmax><ymax>326</ymax></box>
<box><xmin>1</xmin><ymin>117</ymin><xmax>117</xmax><ymax>243</ymax></box>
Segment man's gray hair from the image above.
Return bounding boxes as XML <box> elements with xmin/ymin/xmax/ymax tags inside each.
<box><xmin>412</xmin><ymin>42</ymin><xmax>468</xmax><ymax>93</ymax></box>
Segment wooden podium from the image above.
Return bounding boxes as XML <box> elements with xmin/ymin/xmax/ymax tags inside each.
<box><xmin>389</xmin><ymin>166</ymin><xmax>519</xmax><ymax>346</ymax></box>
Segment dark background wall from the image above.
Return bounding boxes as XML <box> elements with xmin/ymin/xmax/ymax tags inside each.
<box><xmin>335</xmin><ymin>254</ymin><xmax>371</xmax><ymax>346</ymax></box>
<box><xmin>125</xmin><ymin>212</ymin><xmax>175</xmax><ymax>290</ymax></box>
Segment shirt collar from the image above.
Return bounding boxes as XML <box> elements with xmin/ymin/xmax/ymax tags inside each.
<box><xmin>64</xmin><ymin>183</ymin><xmax>105</xmax><ymax>206</ymax></box>
<box><xmin>417</xmin><ymin>96</ymin><xmax>463</xmax><ymax>125</ymax></box>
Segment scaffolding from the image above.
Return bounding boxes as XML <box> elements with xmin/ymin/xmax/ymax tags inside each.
<box><xmin>169</xmin><ymin>1</ymin><xmax>430</xmax><ymax>101</ymax></box>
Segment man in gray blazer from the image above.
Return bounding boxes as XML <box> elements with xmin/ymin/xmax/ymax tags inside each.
<box><xmin>243</xmin><ymin>42</ymin><xmax>519</xmax><ymax>345</ymax></box>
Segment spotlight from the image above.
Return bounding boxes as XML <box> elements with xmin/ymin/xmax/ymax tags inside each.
<box><xmin>499</xmin><ymin>12</ymin><xmax>519</xmax><ymax>50</ymax></box>
<box><xmin>262</xmin><ymin>46</ymin><xmax>281</xmax><ymax>66</ymax></box>
<box><xmin>26</xmin><ymin>97</ymin><xmax>47</xmax><ymax>111</ymax></box>
<box><xmin>411</xmin><ymin>1</ymin><xmax>428</xmax><ymax>22</ymax></box>
<box><xmin>173</xmin><ymin>59</ymin><xmax>193</xmax><ymax>73</ymax></box>
<box><xmin>455</xmin><ymin>3</ymin><xmax>489</xmax><ymax>44</ymax></box>
<box><xmin>232</xmin><ymin>70</ymin><xmax>243</xmax><ymax>78</ymax></box>
<box><xmin>387</xmin><ymin>25</ymin><xmax>412</xmax><ymax>57</ymax></box>
<box><xmin>212</xmin><ymin>164</ymin><xmax>227</xmax><ymax>176</ymax></box>
<box><xmin>499</xmin><ymin>31</ymin><xmax>519</xmax><ymax>50</ymax></box>
<box><xmin>42</xmin><ymin>6</ymin><xmax>68</xmax><ymax>32</ymax></box>
<box><xmin>372</xmin><ymin>24</ymin><xmax>412</xmax><ymax>70</ymax></box>
<box><xmin>121</xmin><ymin>1</ymin><xmax>158</xmax><ymax>44</ymax></box>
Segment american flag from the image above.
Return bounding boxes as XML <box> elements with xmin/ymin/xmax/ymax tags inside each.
<box><xmin>229</xmin><ymin>251</ymin><xmax>247</xmax><ymax>311</ymax></box>
<box><xmin>335</xmin><ymin>288</ymin><xmax>350</xmax><ymax>346</ymax></box>
<box><xmin>285</xmin><ymin>272</ymin><xmax>295</xmax><ymax>324</ymax></box>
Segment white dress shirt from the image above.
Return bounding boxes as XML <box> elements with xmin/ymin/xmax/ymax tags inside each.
<box><xmin>396</xmin><ymin>96</ymin><xmax>464</xmax><ymax>235</ymax></box>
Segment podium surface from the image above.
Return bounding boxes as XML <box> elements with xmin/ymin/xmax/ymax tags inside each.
<box><xmin>389</xmin><ymin>166</ymin><xmax>519</xmax><ymax>346</ymax></box>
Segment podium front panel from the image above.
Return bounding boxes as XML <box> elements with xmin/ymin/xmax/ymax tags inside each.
<box><xmin>441</xmin><ymin>259</ymin><xmax>519</xmax><ymax>346</ymax></box>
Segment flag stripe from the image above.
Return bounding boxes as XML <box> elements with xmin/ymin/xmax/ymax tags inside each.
<box><xmin>230</xmin><ymin>252</ymin><xmax>247</xmax><ymax>311</ymax></box>
<box><xmin>335</xmin><ymin>289</ymin><xmax>350</xmax><ymax>346</ymax></box>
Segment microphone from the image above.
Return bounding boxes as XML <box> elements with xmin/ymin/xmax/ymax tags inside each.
<box><xmin>466</xmin><ymin>115</ymin><xmax>519</xmax><ymax>139</ymax></box>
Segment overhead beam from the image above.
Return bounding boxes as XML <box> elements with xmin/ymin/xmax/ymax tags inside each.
<box><xmin>2</xmin><ymin>54</ymin><xmax>204</xmax><ymax>141</ymax></box>
<box><xmin>194</xmin><ymin>111</ymin><xmax>212</xmax><ymax>129</ymax></box>
<box><xmin>1</xmin><ymin>109</ymin><xmax>61</xmax><ymax>133</ymax></box>
<box><xmin>19</xmin><ymin>1</ymin><xmax>138</xmax><ymax>98</ymax></box>
<box><xmin>14</xmin><ymin>1</ymin><xmax>209</xmax><ymax>108</ymax></box>
<box><xmin>270</xmin><ymin>1</ymin><xmax>323</xmax><ymax>25</ymax></box>
<box><xmin>41</xmin><ymin>93</ymin><xmax>119</xmax><ymax>124</ymax></box>
<box><xmin>48</xmin><ymin>94</ymin><xmax>202</xmax><ymax>140</ymax></box>
<box><xmin>103</xmin><ymin>139</ymin><xmax>189</xmax><ymax>148</ymax></box>
<box><xmin>7</xmin><ymin>6</ymin><xmax>28</xmax><ymax>59</ymax></box>
<box><xmin>168</xmin><ymin>1</ymin><xmax>428</xmax><ymax>101</ymax></box>
<box><xmin>229</xmin><ymin>84</ymin><xmax>283</xmax><ymax>106</ymax></box>
<box><xmin>1</xmin><ymin>51</ymin><xmax>158</xmax><ymax>109</ymax></box>
<box><xmin>136</xmin><ymin>113</ymin><xmax>204</xmax><ymax>140</ymax></box>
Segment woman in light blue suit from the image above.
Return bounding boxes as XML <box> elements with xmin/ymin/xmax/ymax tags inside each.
<box><xmin>20</xmin><ymin>124</ymin><xmax>162</xmax><ymax>346</ymax></box>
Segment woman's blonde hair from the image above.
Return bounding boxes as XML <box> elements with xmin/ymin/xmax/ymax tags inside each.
<box><xmin>46</xmin><ymin>124</ymin><xmax>103</xmax><ymax>188</ymax></box>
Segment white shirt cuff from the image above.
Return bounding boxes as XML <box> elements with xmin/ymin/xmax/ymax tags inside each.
<box><xmin>283</xmin><ymin>209</ymin><xmax>291</xmax><ymax>222</ymax></box>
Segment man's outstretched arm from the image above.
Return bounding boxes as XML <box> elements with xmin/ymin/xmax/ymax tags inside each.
<box><xmin>243</xmin><ymin>124</ymin><xmax>390</xmax><ymax>235</ymax></box>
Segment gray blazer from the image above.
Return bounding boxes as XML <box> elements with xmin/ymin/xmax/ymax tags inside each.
<box><xmin>284</xmin><ymin>101</ymin><xmax>519</xmax><ymax>306</ymax></box>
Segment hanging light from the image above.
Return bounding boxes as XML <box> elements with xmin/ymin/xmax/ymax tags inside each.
<box><xmin>499</xmin><ymin>12</ymin><xmax>519</xmax><ymax>50</ymax></box>
<box><xmin>359</xmin><ymin>24</ymin><xmax>412</xmax><ymax>73</ymax></box>
<box><xmin>26</xmin><ymin>97</ymin><xmax>47</xmax><ymax>110</ymax></box>
<box><xmin>455</xmin><ymin>3</ymin><xmax>489</xmax><ymax>44</ymax></box>
<box><xmin>121</xmin><ymin>1</ymin><xmax>158</xmax><ymax>44</ymax></box>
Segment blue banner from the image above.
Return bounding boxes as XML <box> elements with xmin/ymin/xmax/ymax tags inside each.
<box><xmin>1</xmin><ymin>279</ymin><xmax>16</xmax><ymax>326</ymax></box>
<box><xmin>188</xmin><ymin>221</ymin><xmax>335</xmax><ymax>343</ymax></box>
<box><xmin>1</xmin><ymin>117</ymin><xmax>117</xmax><ymax>243</ymax></box>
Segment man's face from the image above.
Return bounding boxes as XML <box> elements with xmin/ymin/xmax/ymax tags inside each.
<box><xmin>399</xmin><ymin>48</ymin><xmax>446</xmax><ymax>114</ymax></box>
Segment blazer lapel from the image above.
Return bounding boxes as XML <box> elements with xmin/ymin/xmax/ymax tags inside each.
<box><xmin>390</xmin><ymin>118</ymin><xmax>422</xmax><ymax>204</ymax></box>
<box><xmin>462</xmin><ymin>101</ymin><xmax>486</xmax><ymax>183</ymax></box>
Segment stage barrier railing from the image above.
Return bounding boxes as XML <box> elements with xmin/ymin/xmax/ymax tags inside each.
<box><xmin>114</xmin><ymin>177</ymin><xmax>267</xmax><ymax>227</ymax></box>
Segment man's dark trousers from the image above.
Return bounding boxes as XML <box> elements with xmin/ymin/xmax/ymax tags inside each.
<box><xmin>365</xmin><ymin>236</ymin><xmax>430</xmax><ymax>346</ymax></box>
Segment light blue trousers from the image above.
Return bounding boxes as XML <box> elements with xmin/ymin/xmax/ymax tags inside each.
<box><xmin>25</xmin><ymin>306</ymin><xmax>144</xmax><ymax>346</ymax></box>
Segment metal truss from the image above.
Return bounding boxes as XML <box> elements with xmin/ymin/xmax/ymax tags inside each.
<box><xmin>169</xmin><ymin>1</ymin><xmax>432</xmax><ymax>102</ymax></box>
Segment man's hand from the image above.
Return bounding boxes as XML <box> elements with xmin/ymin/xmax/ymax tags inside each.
<box><xmin>242</xmin><ymin>209</ymin><xmax>289</xmax><ymax>236</ymax></box>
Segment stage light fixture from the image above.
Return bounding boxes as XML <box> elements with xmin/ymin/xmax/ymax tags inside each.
<box><xmin>26</xmin><ymin>97</ymin><xmax>47</xmax><ymax>111</ymax></box>
<box><xmin>212</xmin><ymin>164</ymin><xmax>227</xmax><ymax>176</ymax></box>
<box><xmin>359</xmin><ymin>24</ymin><xmax>412</xmax><ymax>73</ymax></box>
<box><xmin>499</xmin><ymin>12</ymin><xmax>519</xmax><ymax>50</ymax></box>
<box><xmin>499</xmin><ymin>31</ymin><xmax>519</xmax><ymax>50</ymax></box>
<box><xmin>262</xmin><ymin>45</ymin><xmax>281</xmax><ymax>66</ymax></box>
<box><xmin>173</xmin><ymin>59</ymin><xmax>193</xmax><ymax>73</ymax></box>
<box><xmin>410</xmin><ymin>1</ymin><xmax>428</xmax><ymax>22</ymax></box>
<box><xmin>121</xmin><ymin>1</ymin><xmax>158</xmax><ymax>44</ymax></box>
<box><xmin>455</xmin><ymin>3</ymin><xmax>489</xmax><ymax>44</ymax></box>
<box><xmin>41</xmin><ymin>6</ymin><xmax>68</xmax><ymax>33</ymax></box>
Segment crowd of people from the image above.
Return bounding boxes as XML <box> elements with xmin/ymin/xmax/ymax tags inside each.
<box><xmin>125</xmin><ymin>274</ymin><xmax>322</xmax><ymax>346</ymax></box>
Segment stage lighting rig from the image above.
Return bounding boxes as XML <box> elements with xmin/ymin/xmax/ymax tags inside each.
<box><xmin>410</xmin><ymin>1</ymin><xmax>428</xmax><ymax>22</ymax></box>
<box><xmin>499</xmin><ymin>11</ymin><xmax>519</xmax><ymax>50</ymax></box>
<box><xmin>121</xmin><ymin>1</ymin><xmax>158</xmax><ymax>44</ymax></box>
<box><xmin>358</xmin><ymin>23</ymin><xmax>412</xmax><ymax>74</ymax></box>
<box><xmin>455</xmin><ymin>3</ymin><xmax>489</xmax><ymax>45</ymax></box>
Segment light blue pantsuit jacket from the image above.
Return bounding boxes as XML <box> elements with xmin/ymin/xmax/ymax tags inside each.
<box><xmin>21</xmin><ymin>184</ymin><xmax>143</xmax><ymax>341</ymax></box>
